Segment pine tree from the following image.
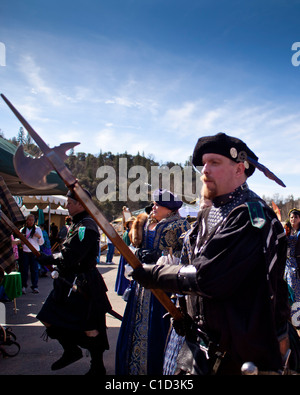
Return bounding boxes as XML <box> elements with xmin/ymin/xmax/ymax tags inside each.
<box><xmin>17</xmin><ymin>127</ymin><xmax>25</xmax><ymax>145</ymax></box>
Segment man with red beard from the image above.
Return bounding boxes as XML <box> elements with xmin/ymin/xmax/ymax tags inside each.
<box><xmin>132</xmin><ymin>133</ymin><xmax>292</xmax><ymax>375</ymax></box>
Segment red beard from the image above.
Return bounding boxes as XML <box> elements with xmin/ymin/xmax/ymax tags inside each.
<box><xmin>202</xmin><ymin>178</ymin><xmax>217</xmax><ymax>200</ymax></box>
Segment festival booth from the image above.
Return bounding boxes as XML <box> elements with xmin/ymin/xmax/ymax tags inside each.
<box><xmin>20</xmin><ymin>195</ymin><xmax>69</xmax><ymax>232</ymax></box>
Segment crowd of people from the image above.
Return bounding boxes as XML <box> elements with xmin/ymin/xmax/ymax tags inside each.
<box><xmin>4</xmin><ymin>215</ymin><xmax>74</xmax><ymax>296</ymax></box>
<box><xmin>2</xmin><ymin>132</ymin><xmax>300</xmax><ymax>376</ymax></box>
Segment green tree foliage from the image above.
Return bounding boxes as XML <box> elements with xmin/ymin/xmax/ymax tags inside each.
<box><xmin>63</xmin><ymin>149</ymin><xmax>164</xmax><ymax>220</ymax></box>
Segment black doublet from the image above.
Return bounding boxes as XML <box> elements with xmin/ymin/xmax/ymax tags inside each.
<box><xmin>194</xmin><ymin>183</ymin><xmax>261</xmax><ymax>255</ymax></box>
<box><xmin>186</xmin><ymin>183</ymin><xmax>290</xmax><ymax>373</ymax></box>
<box><xmin>37</xmin><ymin>211</ymin><xmax>111</xmax><ymax>349</ymax></box>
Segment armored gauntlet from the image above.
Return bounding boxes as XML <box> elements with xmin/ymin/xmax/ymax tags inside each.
<box><xmin>132</xmin><ymin>264</ymin><xmax>200</xmax><ymax>295</ymax></box>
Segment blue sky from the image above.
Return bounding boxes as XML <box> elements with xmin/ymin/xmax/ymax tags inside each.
<box><xmin>1</xmin><ymin>0</ymin><xmax>300</xmax><ymax>202</ymax></box>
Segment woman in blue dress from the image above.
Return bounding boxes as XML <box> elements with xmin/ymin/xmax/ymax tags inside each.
<box><xmin>115</xmin><ymin>189</ymin><xmax>190</xmax><ymax>375</ymax></box>
<box><xmin>115</xmin><ymin>216</ymin><xmax>136</xmax><ymax>296</ymax></box>
<box><xmin>284</xmin><ymin>208</ymin><xmax>300</xmax><ymax>329</ymax></box>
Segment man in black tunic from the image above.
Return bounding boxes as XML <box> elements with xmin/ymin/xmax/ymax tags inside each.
<box><xmin>37</xmin><ymin>189</ymin><xmax>111</xmax><ymax>375</ymax></box>
<box><xmin>133</xmin><ymin>133</ymin><xmax>291</xmax><ymax>375</ymax></box>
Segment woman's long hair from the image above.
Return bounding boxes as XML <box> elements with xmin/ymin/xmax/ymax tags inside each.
<box><xmin>21</xmin><ymin>215</ymin><xmax>36</xmax><ymax>238</ymax></box>
<box><xmin>285</xmin><ymin>209</ymin><xmax>300</xmax><ymax>236</ymax></box>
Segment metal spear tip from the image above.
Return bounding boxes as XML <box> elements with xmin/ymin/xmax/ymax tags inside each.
<box><xmin>241</xmin><ymin>362</ymin><xmax>258</xmax><ymax>375</ymax></box>
<box><xmin>51</xmin><ymin>270</ymin><xmax>59</xmax><ymax>279</ymax></box>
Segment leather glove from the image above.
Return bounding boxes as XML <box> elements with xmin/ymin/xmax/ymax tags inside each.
<box><xmin>172</xmin><ymin>311</ymin><xmax>196</xmax><ymax>338</ymax></box>
<box><xmin>132</xmin><ymin>264</ymin><xmax>157</xmax><ymax>288</ymax></box>
<box><xmin>38</xmin><ymin>252</ymin><xmax>63</xmax><ymax>269</ymax></box>
<box><xmin>135</xmin><ymin>248</ymin><xmax>161</xmax><ymax>264</ymax></box>
<box><xmin>132</xmin><ymin>263</ymin><xmax>182</xmax><ymax>292</ymax></box>
<box><xmin>38</xmin><ymin>253</ymin><xmax>55</xmax><ymax>266</ymax></box>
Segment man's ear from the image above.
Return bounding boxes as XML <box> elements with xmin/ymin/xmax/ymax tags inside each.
<box><xmin>236</xmin><ymin>162</ymin><xmax>246</xmax><ymax>176</ymax></box>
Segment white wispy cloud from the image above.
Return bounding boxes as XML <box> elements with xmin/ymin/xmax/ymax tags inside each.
<box><xmin>18</xmin><ymin>54</ymin><xmax>60</xmax><ymax>105</ymax></box>
<box><xmin>2</xmin><ymin>27</ymin><xmax>299</xmax><ymax>199</ymax></box>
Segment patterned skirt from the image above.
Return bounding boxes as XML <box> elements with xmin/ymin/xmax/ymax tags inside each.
<box><xmin>285</xmin><ymin>255</ymin><xmax>300</xmax><ymax>328</ymax></box>
<box><xmin>115</xmin><ymin>281</ymin><xmax>170</xmax><ymax>374</ymax></box>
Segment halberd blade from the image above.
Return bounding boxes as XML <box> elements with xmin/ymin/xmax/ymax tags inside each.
<box><xmin>13</xmin><ymin>142</ymin><xmax>80</xmax><ymax>190</ymax></box>
<box><xmin>13</xmin><ymin>145</ymin><xmax>58</xmax><ymax>190</ymax></box>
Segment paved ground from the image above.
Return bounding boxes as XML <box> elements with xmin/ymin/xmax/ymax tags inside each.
<box><xmin>0</xmin><ymin>253</ymin><xmax>126</xmax><ymax>375</ymax></box>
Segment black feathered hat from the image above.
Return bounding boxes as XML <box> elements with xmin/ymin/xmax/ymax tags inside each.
<box><xmin>192</xmin><ymin>132</ymin><xmax>286</xmax><ymax>187</ymax></box>
<box><xmin>192</xmin><ymin>132</ymin><xmax>258</xmax><ymax>177</ymax></box>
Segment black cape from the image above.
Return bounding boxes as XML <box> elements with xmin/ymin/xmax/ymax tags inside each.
<box><xmin>37</xmin><ymin>211</ymin><xmax>111</xmax><ymax>349</ymax></box>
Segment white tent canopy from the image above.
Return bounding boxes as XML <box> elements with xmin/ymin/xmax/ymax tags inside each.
<box><xmin>20</xmin><ymin>204</ymin><xmax>69</xmax><ymax>216</ymax></box>
<box><xmin>20</xmin><ymin>195</ymin><xmax>69</xmax><ymax>232</ymax></box>
<box><xmin>56</xmin><ymin>205</ymin><xmax>69</xmax><ymax>215</ymax></box>
<box><xmin>21</xmin><ymin>195</ymin><xmax>68</xmax><ymax>209</ymax></box>
<box><xmin>179</xmin><ymin>203</ymin><xmax>200</xmax><ymax>218</ymax></box>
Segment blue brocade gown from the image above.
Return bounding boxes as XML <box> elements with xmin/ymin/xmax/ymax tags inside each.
<box><xmin>115</xmin><ymin>231</ymin><xmax>131</xmax><ymax>296</ymax></box>
<box><xmin>115</xmin><ymin>230</ymin><xmax>170</xmax><ymax>375</ymax></box>
<box><xmin>285</xmin><ymin>232</ymin><xmax>300</xmax><ymax>328</ymax></box>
